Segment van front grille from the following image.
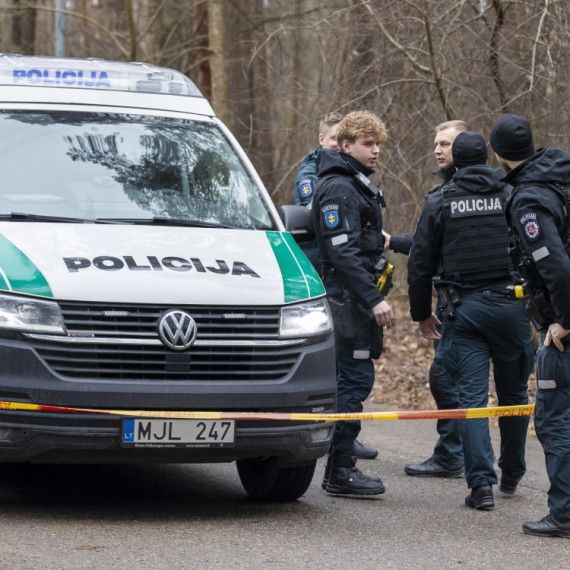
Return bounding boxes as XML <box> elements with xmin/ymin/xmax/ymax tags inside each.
<box><xmin>29</xmin><ymin>341</ymin><xmax>302</xmax><ymax>381</ymax></box>
<box><xmin>59</xmin><ymin>301</ymin><xmax>281</xmax><ymax>340</ymax></box>
<box><xmin>26</xmin><ymin>302</ymin><xmax>304</xmax><ymax>382</ymax></box>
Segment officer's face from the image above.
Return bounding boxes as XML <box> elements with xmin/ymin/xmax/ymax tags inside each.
<box><xmin>342</xmin><ymin>135</ymin><xmax>380</xmax><ymax>168</ymax></box>
<box><xmin>319</xmin><ymin>124</ymin><xmax>340</xmax><ymax>151</ymax></box>
<box><xmin>434</xmin><ymin>127</ymin><xmax>459</xmax><ymax>168</ymax></box>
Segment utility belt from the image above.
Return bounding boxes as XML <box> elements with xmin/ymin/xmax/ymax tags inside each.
<box><xmin>507</xmin><ymin>229</ymin><xmax>554</xmax><ymax>331</ymax></box>
<box><xmin>322</xmin><ymin>260</ymin><xmax>394</xmax><ymax>298</ymax></box>
<box><xmin>507</xmin><ymin>279</ymin><xmax>553</xmax><ymax>331</ymax></box>
<box><xmin>433</xmin><ymin>278</ymin><xmax>462</xmax><ymax>320</ymax></box>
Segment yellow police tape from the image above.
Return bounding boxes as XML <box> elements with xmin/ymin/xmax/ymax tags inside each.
<box><xmin>0</xmin><ymin>401</ymin><xmax>535</xmax><ymax>421</ymax></box>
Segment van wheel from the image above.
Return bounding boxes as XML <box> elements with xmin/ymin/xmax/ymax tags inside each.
<box><xmin>236</xmin><ymin>457</ymin><xmax>316</xmax><ymax>501</ymax></box>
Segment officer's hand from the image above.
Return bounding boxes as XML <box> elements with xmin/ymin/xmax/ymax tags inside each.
<box><xmin>382</xmin><ymin>230</ymin><xmax>391</xmax><ymax>251</ymax></box>
<box><xmin>372</xmin><ymin>300</ymin><xmax>396</xmax><ymax>329</ymax></box>
<box><xmin>432</xmin><ymin>285</ymin><xmax>438</xmax><ymax>299</ymax></box>
<box><xmin>545</xmin><ymin>323</ymin><xmax>570</xmax><ymax>352</ymax></box>
<box><xmin>419</xmin><ymin>313</ymin><xmax>441</xmax><ymax>341</ymax></box>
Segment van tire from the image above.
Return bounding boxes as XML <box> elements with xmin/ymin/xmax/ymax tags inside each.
<box><xmin>236</xmin><ymin>457</ymin><xmax>316</xmax><ymax>501</ymax></box>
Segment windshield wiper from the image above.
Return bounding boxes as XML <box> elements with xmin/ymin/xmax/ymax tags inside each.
<box><xmin>97</xmin><ymin>217</ymin><xmax>237</xmax><ymax>229</ymax></box>
<box><xmin>0</xmin><ymin>212</ymin><xmax>122</xmax><ymax>224</ymax></box>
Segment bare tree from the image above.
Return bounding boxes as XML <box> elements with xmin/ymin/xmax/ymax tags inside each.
<box><xmin>208</xmin><ymin>0</ymin><xmax>228</xmax><ymax>124</ymax></box>
<box><xmin>0</xmin><ymin>0</ymin><xmax>568</xmax><ymax>226</ymax></box>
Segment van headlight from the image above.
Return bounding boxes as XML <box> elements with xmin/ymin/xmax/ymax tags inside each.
<box><xmin>0</xmin><ymin>293</ymin><xmax>65</xmax><ymax>335</ymax></box>
<box><xmin>279</xmin><ymin>299</ymin><xmax>333</xmax><ymax>338</ymax></box>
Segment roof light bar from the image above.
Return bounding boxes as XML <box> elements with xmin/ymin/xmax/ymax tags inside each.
<box><xmin>0</xmin><ymin>54</ymin><xmax>202</xmax><ymax>98</ymax></box>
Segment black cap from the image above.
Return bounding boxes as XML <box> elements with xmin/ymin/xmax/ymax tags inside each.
<box><xmin>490</xmin><ymin>114</ymin><xmax>535</xmax><ymax>161</ymax></box>
<box><xmin>452</xmin><ymin>131</ymin><xmax>488</xmax><ymax>169</ymax></box>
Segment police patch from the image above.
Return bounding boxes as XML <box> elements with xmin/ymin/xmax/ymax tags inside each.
<box><xmin>322</xmin><ymin>204</ymin><xmax>340</xmax><ymax>228</ymax></box>
<box><xmin>525</xmin><ymin>220</ymin><xmax>540</xmax><ymax>240</ymax></box>
<box><xmin>449</xmin><ymin>194</ymin><xmax>503</xmax><ymax>218</ymax></box>
<box><xmin>324</xmin><ymin>210</ymin><xmax>339</xmax><ymax>228</ymax></box>
<box><xmin>298</xmin><ymin>178</ymin><xmax>314</xmax><ymax>198</ymax></box>
<box><xmin>520</xmin><ymin>213</ymin><xmax>537</xmax><ymax>224</ymax></box>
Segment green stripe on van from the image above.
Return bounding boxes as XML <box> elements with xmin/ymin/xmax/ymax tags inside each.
<box><xmin>266</xmin><ymin>231</ymin><xmax>325</xmax><ymax>303</ymax></box>
<box><xmin>0</xmin><ymin>234</ymin><xmax>53</xmax><ymax>297</ymax></box>
<box><xmin>281</xmin><ymin>233</ymin><xmax>325</xmax><ymax>297</ymax></box>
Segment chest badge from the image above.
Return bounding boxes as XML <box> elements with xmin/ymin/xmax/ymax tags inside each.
<box><xmin>524</xmin><ymin>220</ymin><xmax>540</xmax><ymax>240</ymax></box>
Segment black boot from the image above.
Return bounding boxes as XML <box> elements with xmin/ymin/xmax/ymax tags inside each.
<box><xmin>404</xmin><ymin>457</ymin><xmax>464</xmax><ymax>478</ymax></box>
<box><xmin>499</xmin><ymin>471</ymin><xmax>523</xmax><ymax>495</ymax></box>
<box><xmin>322</xmin><ymin>454</ymin><xmax>383</xmax><ymax>489</ymax></box>
<box><xmin>325</xmin><ymin>455</ymin><xmax>385</xmax><ymax>495</ymax></box>
<box><xmin>465</xmin><ymin>482</ymin><xmax>495</xmax><ymax>510</ymax></box>
<box><xmin>353</xmin><ymin>440</ymin><xmax>379</xmax><ymax>460</ymax></box>
<box><xmin>522</xmin><ymin>514</ymin><xmax>570</xmax><ymax>538</ymax></box>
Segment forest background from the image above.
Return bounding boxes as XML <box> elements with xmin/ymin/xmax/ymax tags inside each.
<box><xmin>1</xmin><ymin>0</ymin><xmax>554</xmax><ymax>409</ymax></box>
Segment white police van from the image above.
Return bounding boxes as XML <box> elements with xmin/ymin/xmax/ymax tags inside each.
<box><xmin>0</xmin><ymin>55</ymin><xmax>336</xmax><ymax>501</ymax></box>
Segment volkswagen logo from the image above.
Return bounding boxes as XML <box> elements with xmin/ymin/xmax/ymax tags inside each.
<box><xmin>158</xmin><ymin>310</ymin><xmax>197</xmax><ymax>351</ymax></box>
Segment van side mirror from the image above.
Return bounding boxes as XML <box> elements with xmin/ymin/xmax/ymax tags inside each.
<box><xmin>279</xmin><ymin>205</ymin><xmax>315</xmax><ymax>243</ymax></box>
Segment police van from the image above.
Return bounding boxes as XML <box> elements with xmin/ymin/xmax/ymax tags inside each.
<box><xmin>0</xmin><ymin>55</ymin><xmax>336</xmax><ymax>501</ymax></box>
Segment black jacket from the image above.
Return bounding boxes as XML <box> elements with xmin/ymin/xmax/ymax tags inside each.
<box><xmin>408</xmin><ymin>164</ymin><xmax>506</xmax><ymax>322</ymax></box>
<box><xmin>389</xmin><ymin>164</ymin><xmax>456</xmax><ymax>256</ymax></box>
<box><xmin>504</xmin><ymin>148</ymin><xmax>570</xmax><ymax>329</ymax></box>
<box><xmin>312</xmin><ymin>149</ymin><xmax>384</xmax><ymax>309</ymax></box>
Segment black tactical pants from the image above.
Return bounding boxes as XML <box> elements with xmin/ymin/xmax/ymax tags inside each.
<box><xmin>442</xmin><ymin>290</ymin><xmax>534</xmax><ymax>489</ymax></box>
<box><xmin>535</xmin><ymin>336</ymin><xmax>570</xmax><ymax>522</ymax></box>
<box><xmin>328</xmin><ymin>293</ymin><xmax>383</xmax><ymax>458</ymax></box>
<box><xmin>429</xmin><ymin>308</ymin><xmax>463</xmax><ymax>466</ymax></box>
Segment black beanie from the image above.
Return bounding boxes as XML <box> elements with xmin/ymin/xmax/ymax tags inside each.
<box><xmin>452</xmin><ymin>131</ymin><xmax>488</xmax><ymax>169</ymax></box>
<box><xmin>490</xmin><ymin>114</ymin><xmax>535</xmax><ymax>161</ymax></box>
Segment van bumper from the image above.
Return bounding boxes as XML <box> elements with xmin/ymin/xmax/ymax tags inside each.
<box><xmin>0</xmin><ymin>409</ymin><xmax>334</xmax><ymax>465</ymax></box>
<box><xmin>0</xmin><ymin>334</ymin><xmax>336</xmax><ymax>464</ymax></box>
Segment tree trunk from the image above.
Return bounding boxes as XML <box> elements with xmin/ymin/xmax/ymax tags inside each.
<box><xmin>422</xmin><ymin>0</ymin><xmax>455</xmax><ymax>121</ymax></box>
<box><xmin>279</xmin><ymin>0</ymin><xmax>302</xmax><ymax>205</ymax></box>
<box><xmin>208</xmin><ymin>0</ymin><xmax>228</xmax><ymax>124</ymax></box>
<box><xmin>193</xmin><ymin>0</ymin><xmax>212</xmax><ymax>100</ymax></box>
<box><xmin>489</xmin><ymin>0</ymin><xmax>509</xmax><ymax>112</ymax></box>
<box><xmin>124</xmin><ymin>0</ymin><xmax>137</xmax><ymax>61</ymax></box>
<box><xmin>12</xmin><ymin>0</ymin><xmax>36</xmax><ymax>55</ymax></box>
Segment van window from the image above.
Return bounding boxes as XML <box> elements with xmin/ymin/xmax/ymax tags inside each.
<box><xmin>0</xmin><ymin>111</ymin><xmax>276</xmax><ymax>230</ymax></box>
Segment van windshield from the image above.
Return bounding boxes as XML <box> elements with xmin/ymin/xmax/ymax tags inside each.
<box><xmin>0</xmin><ymin>110</ymin><xmax>277</xmax><ymax>230</ymax></box>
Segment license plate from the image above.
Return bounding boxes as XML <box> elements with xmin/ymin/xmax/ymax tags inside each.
<box><xmin>121</xmin><ymin>418</ymin><xmax>235</xmax><ymax>448</ymax></box>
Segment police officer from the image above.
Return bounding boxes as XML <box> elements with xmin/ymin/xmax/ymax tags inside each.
<box><xmin>291</xmin><ymin>113</ymin><xmax>343</xmax><ymax>271</ymax></box>
<box><xmin>293</xmin><ymin>112</ymin><xmax>379</xmax><ymax>462</ymax></box>
<box><xmin>312</xmin><ymin>110</ymin><xmax>396</xmax><ymax>495</ymax></box>
<box><xmin>408</xmin><ymin>131</ymin><xmax>533</xmax><ymax>509</ymax></box>
<box><xmin>386</xmin><ymin>121</ymin><xmax>469</xmax><ymax>478</ymax></box>
<box><xmin>491</xmin><ymin>114</ymin><xmax>570</xmax><ymax>537</ymax></box>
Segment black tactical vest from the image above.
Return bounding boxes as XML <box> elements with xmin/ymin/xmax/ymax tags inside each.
<box><xmin>440</xmin><ymin>182</ymin><xmax>512</xmax><ymax>283</ymax></box>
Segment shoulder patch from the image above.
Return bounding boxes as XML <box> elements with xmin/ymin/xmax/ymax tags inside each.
<box><xmin>524</xmin><ymin>219</ymin><xmax>540</xmax><ymax>240</ymax></box>
<box><xmin>322</xmin><ymin>204</ymin><xmax>340</xmax><ymax>229</ymax></box>
<box><xmin>520</xmin><ymin>212</ymin><xmax>537</xmax><ymax>224</ymax></box>
<box><xmin>297</xmin><ymin>178</ymin><xmax>314</xmax><ymax>198</ymax></box>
